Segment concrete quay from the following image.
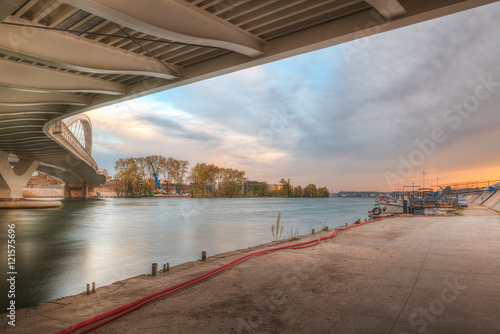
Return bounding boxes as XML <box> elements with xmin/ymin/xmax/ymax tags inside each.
<box><xmin>3</xmin><ymin>204</ymin><xmax>500</xmax><ymax>333</ymax></box>
<box><xmin>0</xmin><ymin>199</ymin><xmax>61</xmax><ymax>209</ymax></box>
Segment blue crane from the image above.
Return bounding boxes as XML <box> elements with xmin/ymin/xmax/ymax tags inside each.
<box><xmin>150</xmin><ymin>162</ymin><xmax>162</xmax><ymax>192</ymax></box>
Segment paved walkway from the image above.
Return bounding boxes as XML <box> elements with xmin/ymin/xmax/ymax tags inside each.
<box><xmin>4</xmin><ymin>208</ymin><xmax>500</xmax><ymax>333</ymax></box>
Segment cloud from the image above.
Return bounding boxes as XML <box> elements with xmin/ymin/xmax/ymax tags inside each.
<box><xmin>141</xmin><ymin>115</ymin><xmax>218</xmax><ymax>142</ymax></box>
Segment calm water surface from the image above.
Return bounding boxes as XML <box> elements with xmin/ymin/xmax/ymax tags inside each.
<box><xmin>0</xmin><ymin>197</ymin><xmax>374</xmax><ymax>310</ymax></box>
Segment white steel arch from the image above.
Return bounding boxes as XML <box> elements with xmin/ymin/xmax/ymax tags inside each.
<box><xmin>66</xmin><ymin>114</ymin><xmax>93</xmax><ymax>155</ymax></box>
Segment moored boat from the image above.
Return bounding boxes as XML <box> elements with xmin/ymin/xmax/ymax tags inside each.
<box><xmin>373</xmin><ymin>195</ymin><xmax>404</xmax><ymax>215</ymax></box>
<box><xmin>370</xmin><ymin>190</ymin><xmax>457</xmax><ymax>217</ymax></box>
<box><xmin>142</xmin><ymin>193</ymin><xmax>189</xmax><ymax>198</ymax></box>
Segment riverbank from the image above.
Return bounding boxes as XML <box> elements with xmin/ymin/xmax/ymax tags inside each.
<box><xmin>3</xmin><ymin>204</ymin><xmax>500</xmax><ymax>333</ymax></box>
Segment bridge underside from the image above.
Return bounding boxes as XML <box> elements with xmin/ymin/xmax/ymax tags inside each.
<box><xmin>1</xmin><ymin>0</ymin><xmax>499</xmax><ymax>200</ymax></box>
<box><xmin>1</xmin><ymin>150</ymin><xmax>105</xmax><ymax>200</ymax></box>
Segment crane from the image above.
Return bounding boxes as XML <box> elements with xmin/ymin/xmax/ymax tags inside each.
<box><xmin>150</xmin><ymin>162</ymin><xmax>162</xmax><ymax>193</ymax></box>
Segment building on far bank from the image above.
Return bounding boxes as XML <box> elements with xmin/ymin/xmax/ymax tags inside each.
<box><xmin>268</xmin><ymin>184</ymin><xmax>283</xmax><ymax>192</ymax></box>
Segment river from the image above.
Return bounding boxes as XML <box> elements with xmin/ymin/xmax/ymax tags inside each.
<box><xmin>0</xmin><ymin>197</ymin><xmax>374</xmax><ymax>310</ymax></box>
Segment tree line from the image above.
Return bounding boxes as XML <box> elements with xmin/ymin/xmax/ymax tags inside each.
<box><xmin>249</xmin><ymin>178</ymin><xmax>330</xmax><ymax>198</ymax></box>
<box><xmin>112</xmin><ymin>156</ymin><xmax>245</xmax><ymax>198</ymax></box>
<box><xmin>113</xmin><ymin>156</ymin><xmax>330</xmax><ymax>198</ymax></box>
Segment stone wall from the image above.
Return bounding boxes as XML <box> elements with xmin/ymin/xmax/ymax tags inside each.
<box><xmin>23</xmin><ymin>188</ymin><xmax>63</xmax><ymax>198</ymax></box>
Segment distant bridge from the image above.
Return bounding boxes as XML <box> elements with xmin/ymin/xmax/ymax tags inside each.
<box><xmin>1</xmin><ymin>113</ymin><xmax>106</xmax><ymax>200</ymax></box>
<box><xmin>1</xmin><ymin>0</ymin><xmax>499</xmax><ymax>201</ymax></box>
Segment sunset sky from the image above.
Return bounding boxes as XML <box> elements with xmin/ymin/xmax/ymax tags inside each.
<box><xmin>86</xmin><ymin>2</ymin><xmax>500</xmax><ymax>192</ymax></box>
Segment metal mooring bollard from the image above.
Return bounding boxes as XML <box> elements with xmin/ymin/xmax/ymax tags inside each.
<box><xmin>312</xmin><ymin>228</ymin><xmax>315</xmax><ymax>234</ymax></box>
<box><xmin>202</xmin><ymin>251</ymin><xmax>207</xmax><ymax>261</ymax></box>
<box><xmin>92</xmin><ymin>282</ymin><xmax>95</xmax><ymax>293</ymax></box>
<box><xmin>152</xmin><ymin>263</ymin><xmax>158</xmax><ymax>276</ymax></box>
<box><xmin>86</xmin><ymin>283</ymin><xmax>90</xmax><ymax>295</ymax></box>
<box><xmin>345</xmin><ymin>223</ymin><xmax>348</xmax><ymax>226</ymax></box>
<box><xmin>167</xmin><ymin>263</ymin><xmax>170</xmax><ymax>271</ymax></box>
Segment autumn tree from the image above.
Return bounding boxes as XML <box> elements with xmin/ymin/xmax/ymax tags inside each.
<box><xmin>218</xmin><ymin>168</ymin><xmax>246</xmax><ymax>197</ymax></box>
<box><xmin>251</xmin><ymin>182</ymin><xmax>268</xmax><ymax>197</ymax></box>
<box><xmin>317</xmin><ymin>186</ymin><xmax>330</xmax><ymax>198</ymax></box>
<box><xmin>279</xmin><ymin>178</ymin><xmax>293</xmax><ymax>197</ymax></box>
<box><xmin>205</xmin><ymin>164</ymin><xmax>220</xmax><ymax>197</ymax></box>
<box><xmin>158</xmin><ymin>157</ymin><xmax>173</xmax><ymax>192</ymax></box>
<box><xmin>188</xmin><ymin>163</ymin><xmax>245</xmax><ymax>198</ymax></box>
<box><xmin>113</xmin><ymin>158</ymin><xmax>148</xmax><ymax>197</ymax></box>
<box><xmin>304</xmin><ymin>184</ymin><xmax>318</xmax><ymax>198</ymax></box>
<box><xmin>189</xmin><ymin>163</ymin><xmax>209</xmax><ymax>197</ymax></box>
<box><xmin>294</xmin><ymin>185</ymin><xmax>304</xmax><ymax>197</ymax></box>
<box><xmin>177</xmin><ymin>160</ymin><xmax>189</xmax><ymax>193</ymax></box>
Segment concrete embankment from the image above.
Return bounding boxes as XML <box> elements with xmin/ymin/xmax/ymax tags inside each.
<box><xmin>467</xmin><ymin>190</ymin><xmax>500</xmax><ymax>212</ymax></box>
<box><xmin>3</xmin><ymin>205</ymin><xmax>500</xmax><ymax>333</ymax></box>
<box><xmin>22</xmin><ymin>187</ymin><xmax>117</xmax><ymax>198</ymax></box>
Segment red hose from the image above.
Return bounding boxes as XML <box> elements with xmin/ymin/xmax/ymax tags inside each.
<box><xmin>294</xmin><ymin>238</ymin><xmax>320</xmax><ymax>249</ymax></box>
<box><xmin>56</xmin><ymin>215</ymin><xmax>397</xmax><ymax>334</ymax></box>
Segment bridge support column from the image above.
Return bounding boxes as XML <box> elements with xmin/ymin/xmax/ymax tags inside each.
<box><xmin>81</xmin><ymin>184</ymin><xmax>89</xmax><ymax>199</ymax></box>
<box><xmin>63</xmin><ymin>184</ymin><xmax>72</xmax><ymax>199</ymax></box>
<box><xmin>0</xmin><ymin>150</ymin><xmax>39</xmax><ymax>201</ymax></box>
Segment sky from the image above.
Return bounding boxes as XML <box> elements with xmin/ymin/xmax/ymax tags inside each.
<box><xmin>86</xmin><ymin>2</ymin><xmax>500</xmax><ymax>192</ymax></box>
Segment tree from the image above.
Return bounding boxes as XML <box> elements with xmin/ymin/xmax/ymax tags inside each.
<box><xmin>133</xmin><ymin>157</ymin><xmax>152</xmax><ymax>192</ymax></box>
<box><xmin>205</xmin><ymin>164</ymin><xmax>220</xmax><ymax>197</ymax></box>
<box><xmin>269</xmin><ymin>189</ymin><xmax>281</xmax><ymax>197</ymax></box>
<box><xmin>188</xmin><ymin>163</ymin><xmax>246</xmax><ymax>198</ymax></box>
<box><xmin>177</xmin><ymin>160</ymin><xmax>189</xmax><ymax>193</ymax></box>
<box><xmin>113</xmin><ymin>158</ymin><xmax>147</xmax><ymax>197</ymax></box>
<box><xmin>159</xmin><ymin>157</ymin><xmax>174</xmax><ymax>192</ymax></box>
<box><xmin>218</xmin><ymin>168</ymin><xmax>245</xmax><ymax>197</ymax></box>
<box><xmin>188</xmin><ymin>162</ymin><xmax>208</xmax><ymax>197</ymax></box>
<box><xmin>279</xmin><ymin>178</ymin><xmax>293</xmax><ymax>197</ymax></box>
<box><xmin>251</xmin><ymin>182</ymin><xmax>268</xmax><ymax>197</ymax></box>
<box><xmin>304</xmin><ymin>184</ymin><xmax>318</xmax><ymax>198</ymax></box>
<box><xmin>318</xmin><ymin>186</ymin><xmax>330</xmax><ymax>198</ymax></box>
<box><xmin>294</xmin><ymin>185</ymin><xmax>304</xmax><ymax>197</ymax></box>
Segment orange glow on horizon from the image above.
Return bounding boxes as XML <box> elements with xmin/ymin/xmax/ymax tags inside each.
<box><xmin>376</xmin><ymin>166</ymin><xmax>500</xmax><ymax>192</ymax></box>
<box><xmin>423</xmin><ymin>166</ymin><xmax>500</xmax><ymax>189</ymax></box>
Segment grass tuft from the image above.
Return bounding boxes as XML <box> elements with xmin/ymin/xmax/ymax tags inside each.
<box><xmin>271</xmin><ymin>212</ymin><xmax>284</xmax><ymax>241</ymax></box>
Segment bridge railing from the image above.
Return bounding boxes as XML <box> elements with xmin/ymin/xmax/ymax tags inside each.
<box><xmin>99</xmin><ymin>169</ymin><xmax>109</xmax><ymax>179</ymax></box>
<box><xmin>439</xmin><ymin>179</ymin><xmax>500</xmax><ymax>194</ymax></box>
<box><xmin>51</xmin><ymin>121</ymin><xmax>100</xmax><ymax>172</ymax></box>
